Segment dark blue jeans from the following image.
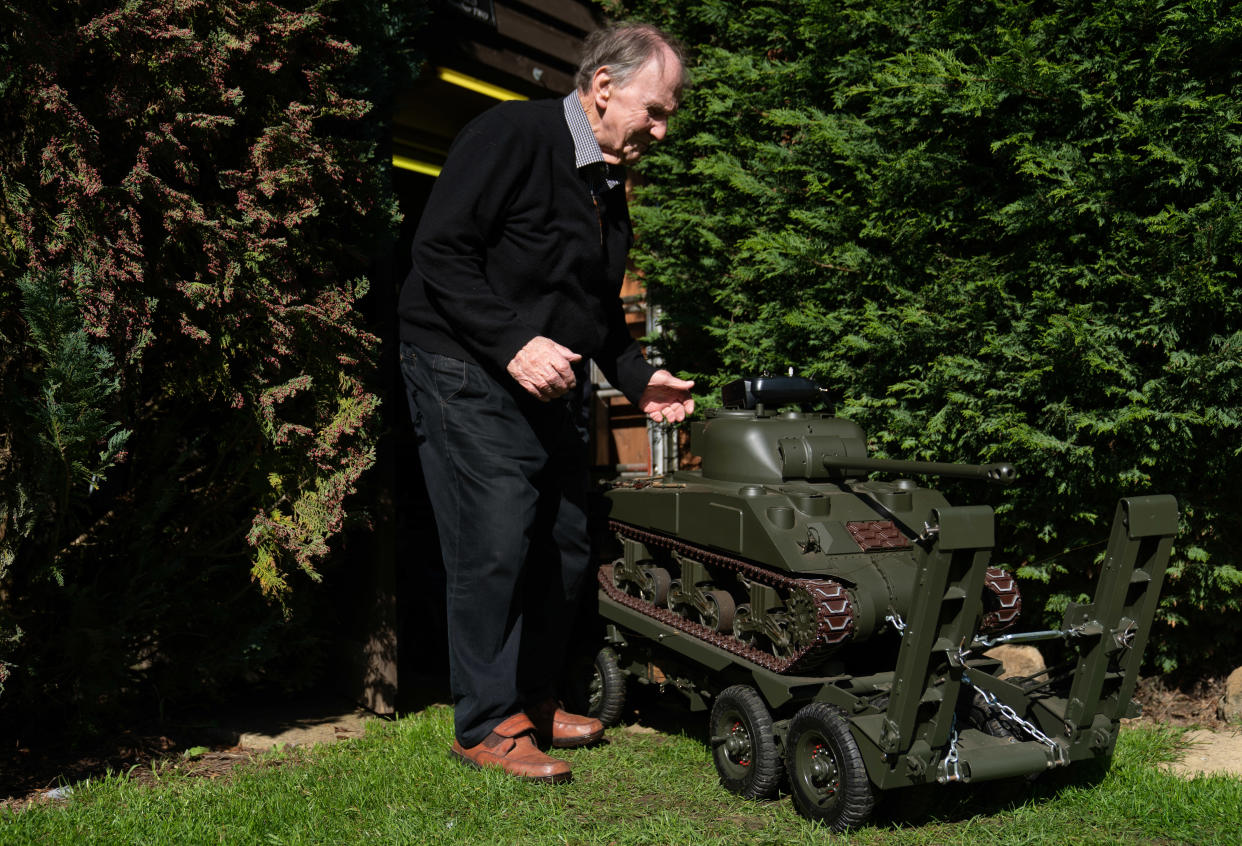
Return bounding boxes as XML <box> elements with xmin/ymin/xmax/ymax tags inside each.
<box><xmin>400</xmin><ymin>342</ymin><xmax>592</xmax><ymax>747</ymax></box>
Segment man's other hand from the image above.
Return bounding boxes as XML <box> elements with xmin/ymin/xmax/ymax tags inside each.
<box><xmin>640</xmin><ymin>370</ymin><xmax>695</xmax><ymax>423</ymax></box>
<box><xmin>508</xmin><ymin>336</ymin><xmax>583</xmax><ymax>400</ymax></box>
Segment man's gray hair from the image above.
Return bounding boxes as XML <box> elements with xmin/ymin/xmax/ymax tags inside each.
<box><xmin>575</xmin><ymin>22</ymin><xmax>689</xmax><ymax>96</ymax></box>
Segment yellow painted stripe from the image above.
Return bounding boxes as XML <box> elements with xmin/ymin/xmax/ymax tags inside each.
<box><xmin>436</xmin><ymin>67</ymin><xmax>528</xmax><ymax>102</ymax></box>
<box><xmin>392</xmin><ymin>155</ymin><xmax>442</xmax><ymax>177</ymax></box>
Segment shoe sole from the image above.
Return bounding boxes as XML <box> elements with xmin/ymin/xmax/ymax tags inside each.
<box><xmin>450</xmin><ymin>747</ymin><xmax>572</xmax><ymax>784</ymax></box>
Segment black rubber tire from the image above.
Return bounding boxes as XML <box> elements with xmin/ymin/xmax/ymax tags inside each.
<box><xmin>968</xmin><ymin>690</ymin><xmax>1019</xmax><ymax>741</ymax></box>
<box><xmin>709</xmin><ymin>685</ymin><xmax>784</xmax><ymax>800</ymax></box>
<box><xmin>587</xmin><ymin>647</ymin><xmax>627</xmax><ymax>726</ymax></box>
<box><xmin>785</xmin><ymin>701</ymin><xmax>875</xmax><ymax>832</ymax></box>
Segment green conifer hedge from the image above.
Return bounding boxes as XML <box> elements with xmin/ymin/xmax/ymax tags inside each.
<box><xmin>625</xmin><ymin>0</ymin><xmax>1242</xmax><ymax>673</ymax></box>
<box><xmin>0</xmin><ymin>0</ymin><xmax>419</xmax><ymax>715</ymax></box>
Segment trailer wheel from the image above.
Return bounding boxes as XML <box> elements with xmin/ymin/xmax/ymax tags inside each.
<box><xmin>587</xmin><ymin>647</ymin><xmax>627</xmax><ymax>726</ymax></box>
<box><xmin>968</xmin><ymin>690</ymin><xmax>1018</xmax><ymax>741</ymax></box>
<box><xmin>709</xmin><ymin>685</ymin><xmax>784</xmax><ymax>799</ymax></box>
<box><xmin>785</xmin><ymin>702</ymin><xmax>875</xmax><ymax>832</ymax></box>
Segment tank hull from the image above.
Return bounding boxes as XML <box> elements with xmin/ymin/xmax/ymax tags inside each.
<box><xmin>606</xmin><ymin>472</ymin><xmax>957</xmax><ymax>646</ymax></box>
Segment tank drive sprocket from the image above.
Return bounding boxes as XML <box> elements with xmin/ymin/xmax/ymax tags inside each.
<box><xmin>600</xmin><ymin>521</ymin><xmax>856</xmax><ymax>675</ymax></box>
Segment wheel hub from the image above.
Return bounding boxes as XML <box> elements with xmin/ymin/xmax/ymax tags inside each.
<box><xmin>725</xmin><ymin>722</ymin><xmax>752</xmax><ymax>765</ymax></box>
<box><xmin>807</xmin><ymin>743</ymin><xmax>838</xmax><ymax>794</ymax></box>
<box><xmin>588</xmin><ymin>670</ymin><xmax>603</xmax><ymax>712</ymax></box>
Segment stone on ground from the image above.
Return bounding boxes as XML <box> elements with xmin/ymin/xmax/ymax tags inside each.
<box><xmin>1218</xmin><ymin>666</ymin><xmax>1242</xmax><ymax>724</ymax></box>
<box><xmin>984</xmin><ymin>644</ymin><xmax>1045</xmax><ymax>679</ymax></box>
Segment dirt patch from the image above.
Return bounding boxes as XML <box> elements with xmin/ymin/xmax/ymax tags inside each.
<box><xmin>1130</xmin><ymin>674</ymin><xmax>1242</xmax><ymax>779</ymax></box>
<box><xmin>1132</xmin><ymin>675</ymin><xmax>1229</xmax><ymax>729</ymax></box>
<box><xmin>1161</xmin><ymin>729</ymin><xmax>1242</xmax><ymax>778</ymax></box>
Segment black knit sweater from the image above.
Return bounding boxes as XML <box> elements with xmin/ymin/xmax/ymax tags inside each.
<box><xmin>398</xmin><ymin>97</ymin><xmax>656</xmax><ymax>404</ymax></box>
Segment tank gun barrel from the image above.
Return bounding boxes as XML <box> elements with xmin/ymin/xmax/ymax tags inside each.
<box><xmin>819</xmin><ymin>455</ymin><xmax>1017</xmax><ymax>486</ymax></box>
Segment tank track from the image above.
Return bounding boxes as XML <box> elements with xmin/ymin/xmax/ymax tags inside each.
<box><xmin>981</xmin><ymin>567</ymin><xmax>1022</xmax><ymax>632</ymax></box>
<box><xmin>600</xmin><ymin>521</ymin><xmax>856</xmax><ymax>675</ymax></box>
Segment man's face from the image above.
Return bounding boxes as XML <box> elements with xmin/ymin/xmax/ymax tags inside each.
<box><xmin>592</xmin><ymin>47</ymin><xmax>682</xmax><ymax>165</ymax></box>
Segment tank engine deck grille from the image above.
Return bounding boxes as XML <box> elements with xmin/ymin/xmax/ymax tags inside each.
<box><xmin>845</xmin><ymin>520</ymin><xmax>911</xmax><ymax>551</ymax></box>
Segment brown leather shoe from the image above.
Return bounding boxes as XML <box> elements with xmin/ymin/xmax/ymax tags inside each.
<box><xmin>527</xmin><ymin>700</ymin><xmax>605</xmax><ymax>749</ymax></box>
<box><xmin>451</xmin><ymin>713</ymin><xmax>571</xmax><ymax>783</ymax></box>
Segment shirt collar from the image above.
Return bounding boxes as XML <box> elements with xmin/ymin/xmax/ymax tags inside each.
<box><xmin>563</xmin><ymin>92</ymin><xmax>624</xmax><ymax>191</ymax></box>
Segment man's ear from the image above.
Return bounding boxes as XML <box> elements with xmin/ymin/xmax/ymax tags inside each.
<box><xmin>592</xmin><ymin>66</ymin><xmax>613</xmax><ymax>110</ymax></box>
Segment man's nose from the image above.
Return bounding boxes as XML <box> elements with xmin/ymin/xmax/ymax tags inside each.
<box><xmin>650</xmin><ymin>119</ymin><xmax>668</xmax><ymax>141</ymax></box>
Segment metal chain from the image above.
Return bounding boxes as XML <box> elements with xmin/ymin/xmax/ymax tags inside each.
<box><xmin>937</xmin><ymin>714</ymin><xmax>964</xmax><ymax>783</ymax></box>
<box><xmin>965</xmin><ymin>674</ymin><xmax>1070</xmax><ymax>767</ymax></box>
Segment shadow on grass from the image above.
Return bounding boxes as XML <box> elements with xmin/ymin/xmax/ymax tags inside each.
<box><xmin>873</xmin><ymin>759</ymin><xmax>1113</xmax><ymax>829</ymax></box>
<box><xmin>0</xmin><ymin>685</ymin><xmax>405</xmax><ymax>809</ymax></box>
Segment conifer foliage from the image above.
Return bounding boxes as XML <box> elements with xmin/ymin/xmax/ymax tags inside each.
<box><xmin>626</xmin><ymin>0</ymin><xmax>1242</xmax><ymax>672</ymax></box>
<box><xmin>0</xmin><ymin>0</ymin><xmax>416</xmax><ymax>709</ymax></box>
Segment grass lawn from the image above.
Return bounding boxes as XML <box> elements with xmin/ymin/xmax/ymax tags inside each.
<box><xmin>2</xmin><ymin>701</ymin><xmax>1240</xmax><ymax>845</ymax></box>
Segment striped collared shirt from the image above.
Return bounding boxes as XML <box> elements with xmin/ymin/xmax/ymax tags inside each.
<box><xmin>563</xmin><ymin>91</ymin><xmax>624</xmax><ymax>192</ymax></box>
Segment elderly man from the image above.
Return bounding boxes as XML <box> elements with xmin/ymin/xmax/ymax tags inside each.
<box><xmin>398</xmin><ymin>23</ymin><xmax>694</xmax><ymax>783</ymax></box>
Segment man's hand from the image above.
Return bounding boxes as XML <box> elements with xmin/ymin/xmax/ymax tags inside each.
<box><xmin>639</xmin><ymin>370</ymin><xmax>695</xmax><ymax>423</ymax></box>
<box><xmin>508</xmin><ymin>336</ymin><xmax>583</xmax><ymax>400</ymax></box>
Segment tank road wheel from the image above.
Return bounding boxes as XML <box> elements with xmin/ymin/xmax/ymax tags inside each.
<box><xmin>666</xmin><ymin>579</ymin><xmax>692</xmax><ymax>617</ymax></box>
<box><xmin>709</xmin><ymin>685</ymin><xmax>785</xmax><ymax>800</ymax></box>
<box><xmin>769</xmin><ymin>619</ymin><xmax>796</xmax><ymax>660</ymax></box>
<box><xmin>609</xmin><ymin>560</ymin><xmax>631</xmax><ymax>597</ymax></box>
<box><xmin>785</xmin><ymin>702</ymin><xmax>875</xmax><ymax>832</ymax></box>
<box><xmin>733</xmin><ymin>603</ymin><xmax>761</xmax><ymax>648</ymax></box>
<box><xmin>669</xmin><ymin>583</ymin><xmax>736</xmax><ymax>633</ymax></box>
<box><xmin>764</xmin><ymin>591</ymin><xmax>819</xmax><ymax>661</ymax></box>
<box><xmin>614</xmin><ymin>560</ymin><xmax>672</xmax><ymax>606</ymax></box>
<box><xmin>639</xmin><ymin>566</ymin><xmax>672</xmax><ymax>606</ymax></box>
<box><xmin>699</xmin><ymin>589</ymin><xmax>736</xmax><ymax>633</ymax></box>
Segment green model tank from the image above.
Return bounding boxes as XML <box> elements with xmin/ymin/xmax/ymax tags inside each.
<box><xmin>575</xmin><ymin>376</ymin><xmax>1177</xmax><ymax>832</ymax></box>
